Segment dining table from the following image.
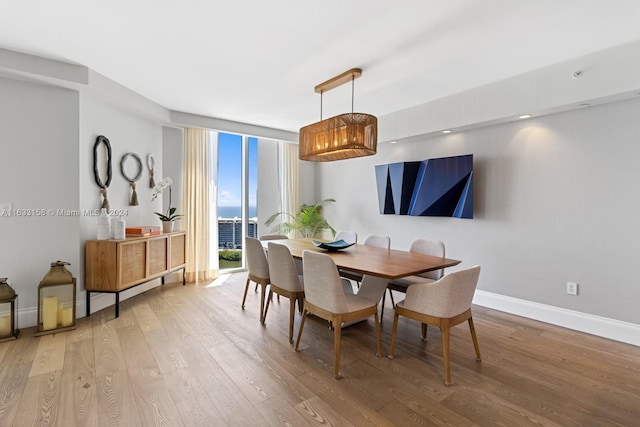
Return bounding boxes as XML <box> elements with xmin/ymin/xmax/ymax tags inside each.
<box><xmin>267</xmin><ymin>238</ymin><xmax>461</xmax><ymax>280</ymax></box>
<box><xmin>266</xmin><ymin>238</ymin><xmax>462</xmax><ymax>308</ymax></box>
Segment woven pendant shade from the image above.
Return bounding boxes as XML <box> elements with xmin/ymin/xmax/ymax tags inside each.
<box><xmin>299</xmin><ymin>68</ymin><xmax>377</xmax><ymax>162</ymax></box>
<box><xmin>299</xmin><ymin>113</ymin><xmax>377</xmax><ymax>161</ymax></box>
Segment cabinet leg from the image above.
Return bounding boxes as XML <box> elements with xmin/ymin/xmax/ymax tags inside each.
<box><xmin>115</xmin><ymin>293</ymin><xmax>120</xmax><ymax>318</ymax></box>
<box><xmin>86</xmin><ymin>291</ymin><xmax>91</xmax><ymax>317</ymax></box>
<box><xmin>161</xmin><ymin>275</ymin><xmax>165</xmax><ymax>285</ymax></box>
<box><xmin>182</xmin><ymin>267</ymin><xmax>186</xmax><ymax>286</ymax></box>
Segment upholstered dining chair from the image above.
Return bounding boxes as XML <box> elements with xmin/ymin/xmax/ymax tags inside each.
<box><xmin>264</xmin><ymin>242</ymin><xmax>305</xmax><ymax>343</ymax></box>
<box><xmin>334</xmin><ymin>230</ymin><xmax>358</xmax><ymax>245</ymax></box>
<box><xmin>243</xmin><ymin>237</ymin><xmax>270</xmax><ymax>323</ymax></box>
<box><xmin>388</xmin><ymin>265</ymin><xmax>482</xmax><ymax>385</ymax></box>
<box><xmin>255</xmin><ymin>234</ymin><xmax>289</xmax><ymax>292</ymax></box>
<box><xmin>362</xmin><ymin>234</ymin><xmax>391</xmax><ymax>249</ymax></box>
<box><xmin>381</xmin><ymin>238</ymin><xmax>445</xmax><ymax>321</ymax></box>
<box><xmin>295</xmin><ymin>250</ymin><xmax>382</xmax><ymax>379</ymax></box>
<box><xmin>340</xmin><ymin>234</ymin><xmax>390</xmax><ymax>291</ymax></box>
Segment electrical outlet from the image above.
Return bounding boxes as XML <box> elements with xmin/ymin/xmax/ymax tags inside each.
<box><xmin>567</xmin><ymin>281</ymin><xmax>578</xmax><ymax>296</ymax></box>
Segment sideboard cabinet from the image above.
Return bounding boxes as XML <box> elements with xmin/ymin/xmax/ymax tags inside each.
<box><xmin>85</xmin><ymin>231</ymin><xmax>186</xmax><ymax>317</ymax></box>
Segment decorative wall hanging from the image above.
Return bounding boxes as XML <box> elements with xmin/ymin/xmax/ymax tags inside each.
<box><xmin>147</xmin><ymin>154</ymin><xmax>156</xmax><ymax>188</ymax></box>
<box><xmin>375</xmin><ymin>154</ymin><xmax>473</xmax><ymax>219</ymax></box>
<box><xmin>93</xmin><ymin>135</ymin><xmax>112</xmax><ymax>211</ymax></box>
<box><xmin>120</xmin><ymin>153</ymin><xmax>142</xmax><ymax>206</ymax></box>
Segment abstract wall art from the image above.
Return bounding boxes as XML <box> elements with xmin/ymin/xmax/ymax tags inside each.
<box><xmin>375</xmin><ymin>154</ymin><xmax>473</xmax><ymax>218</ymax></box>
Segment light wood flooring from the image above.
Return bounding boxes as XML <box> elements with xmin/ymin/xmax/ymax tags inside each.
<box><xmin>1</xmin><ymin>272</ymin><xmax>639</xmax><ymax>426</ymax></box>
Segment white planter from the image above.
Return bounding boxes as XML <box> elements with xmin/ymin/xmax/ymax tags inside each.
<box><xmin>162</xmin><ymin>221</ymin><xmax>174</xmax><ymax>233</ymax></box>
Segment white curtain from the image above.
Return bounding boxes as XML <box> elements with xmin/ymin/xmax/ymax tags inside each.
<box><xmin>279</xmin><ymin>141</ymin><xmax>300</xmax><ymax>238</ymax></box>
<box><xmin>183</xmin><ymin>128</ymin><xmax>219</xmax><ymax>282</ymax></box>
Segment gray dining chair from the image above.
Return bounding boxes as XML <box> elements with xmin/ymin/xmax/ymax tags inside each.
<box><xmin>264</xmin><ymin>242</ymin><xmax>305</xmax><ymax>343</ymax></box>
<box><xmin>388</xmin><ymin>265</ymin><xmax>481</xmax><ymax>385</ymax></box>
<box><xmin>334</xmin><ymin>230</ymin><xmax>358</xmax><ymax>245</ymax></box>
<box><xmin>340</xmin><ymin>234</ymin><xmax>390</xmax><ymax>291</ymax></box>
<box><xmin>381</xmin><ymin>238</ymin><xmax>445</xmax><ymax>321</ymax></box>
<box><xmin>243</xmin><ymin>237</ymin><xmax>270</xmax><ymax>323</ymax></box>
<box><xmin>255</xmin><ymin>234</ymin><xmax>289</xmax><ymax>292</ymax></box>
<box><xmin>295</xmin><ymin>250</ymin><xmax>382</xmax><ymax>379</ymax></box>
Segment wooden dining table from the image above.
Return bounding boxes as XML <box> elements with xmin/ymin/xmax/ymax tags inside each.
<box><xmin>268</xmin><ymin>238</ymin><xmax>461</xmax><ymax>280</ymax></box>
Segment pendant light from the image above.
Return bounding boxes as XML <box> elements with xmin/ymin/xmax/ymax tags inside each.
<box><xmin>299</xmin><ymin>68</ymin><xmax>377</xmax><ymax>161</ymax></box>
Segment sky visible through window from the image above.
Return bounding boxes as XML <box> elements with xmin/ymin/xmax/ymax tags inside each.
<box><xmin>217</xmin><ymin>132</ymin><xmax>257</xmax><ymax>218</ymax></box>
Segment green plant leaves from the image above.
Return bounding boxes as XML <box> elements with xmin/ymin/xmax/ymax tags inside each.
<box><xmin>265</xmin><ymin>198</ymin><xmax>336</xmax><ymax>238</ymax></box>
<box><xmin>154</xmin><ymin>206</ymin><xmax>183</xmax><ymax>222</ymax></box>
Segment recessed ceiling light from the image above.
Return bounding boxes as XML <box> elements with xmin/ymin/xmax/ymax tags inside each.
<box><xmin>389</xmin><ymin>140</ymin><xmax>397</xmax><ymax>144</ymax></box>
<box><xmin>519</xmin><ymin>114</ymin><xmax>531</xmax><ymax>119</ymax></box>
<box><xmin>442</xmin><ymin>130</ymin><xmax>452</xmax><ymax>134</ymax></box>
<box><xmin>578</xmin><ymin>103</ymin><xmax>590</xmax><ymax>108</ymax></box>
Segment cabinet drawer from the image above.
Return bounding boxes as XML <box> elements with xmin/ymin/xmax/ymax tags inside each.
<box><xmin>119</xmin><ymin>241</ymin><xmax>147</xmax><ymax>288</ymax></box>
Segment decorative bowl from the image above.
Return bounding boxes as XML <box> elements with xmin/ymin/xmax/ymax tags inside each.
<box><xmin>312</xmin><ymin>239</ymin><xmax>355</xmax><ymax>252</ymax></box>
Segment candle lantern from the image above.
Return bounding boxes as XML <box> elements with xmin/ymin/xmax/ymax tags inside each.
<box><xmin>0</xmin><ymin>278</ymin><xmax>19</xmax><ymax>342</ymax></box>
<box><xmin>36</xmin><ymin>261</ymin><xmax>76</xmax><ymax>336</ymax></box>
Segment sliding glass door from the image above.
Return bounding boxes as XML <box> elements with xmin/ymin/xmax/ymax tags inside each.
<box><xmin>217</xmin><ymin>132</ymin><xmax>258</xmax><ymax>270</ymax></box>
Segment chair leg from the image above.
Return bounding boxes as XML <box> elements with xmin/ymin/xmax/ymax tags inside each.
<box><xmin>294</xmin><ymin>309</ymin><xmax>308</xmax><ymax>351</ymax></box>
<box><xmin>254</xmin><ymin>283</ymin><xmax>258</xmax><ymax>293</ymax></box>
<box><xmin>288</xmin><ymin>297</ymin><xmax>296</xmax><ymax>343</ymax></box>
<box><xmin>441</xmin><ymin>323</ymin><xmax>452</xmax><ymax>386</ymax></box>
<box><xmin>468</xmin><ymin>317</ymin><xmax>481</xmax><ymax>361</ymax></box>
<box><xmin>374</xmin><ymin>311</ymin><xmax>382</xmax><ymax>357</ymax></box>
<box><xmin>380</xmin><ymin>290</ymin><xmax>386</xmax><ymax>324</ymax></box>
<box><xmin>259</xmin><ymin>284</ymin><xmax>267</xmax><ymax>324</ymax></box>
<box><xmin>389</xmin><ymin>289</ymin><xmax>395</xmax><ymax>308</ymax></box>
<box><xmin>333</xmin><ymin>314</ymin><xmax>343</xmax><ymax>378</ymax></box>
<box><xmin>388</xmin><ymin>310</ymin><xmax>400</xmax><ymax>359</ymax></box>
<box><xmin>263</xmin><ymin>289</ymin><xmax>273</xmax><ymax>323</ymax></box>
<box><xmin>242</xmin><ymin>278</ymin><xmax>251</xmax><ymax>309</ymax></box>
<box><xmin>421</xmin><ymin>323</ymin><xmax>428</xmax><ymax>341</ymax></box>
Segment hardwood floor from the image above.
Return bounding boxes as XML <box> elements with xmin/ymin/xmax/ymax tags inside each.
<box><xmin>1</xmin><ymin>272</ymin><xmax>638</xmax><ymax>426</ymax></box>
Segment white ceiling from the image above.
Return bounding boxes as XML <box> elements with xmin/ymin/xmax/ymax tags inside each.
<box><xmin>2</xmin><ymin>0</ymin><xmax>640</xmax><ymax>133</ymax></box>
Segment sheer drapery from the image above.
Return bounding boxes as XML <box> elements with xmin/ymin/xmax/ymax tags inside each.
<box><xmin>183</xmin><ymin>128</ymin><xmax>219</xmax><ymax>282</ymax></box>
<box><xmin>279</xmin><ymin>141</ymin><xmax>300</xmax><ymax>238</ymax></box>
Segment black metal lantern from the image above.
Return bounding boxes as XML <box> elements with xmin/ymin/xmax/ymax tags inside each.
<box><xmin>36</xmin><ymin>261</ymin><xmax>76</xmax><ymax>336</ymax></box>
<box><xmin>0</xmin><ymin>278</ymin><xmax>19</xmax><ymax>342</ymax></box>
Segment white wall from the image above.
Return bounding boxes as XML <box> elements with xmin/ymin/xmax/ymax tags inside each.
<box><xmin>317</xmin><ymin>97</ymin><xmax>640</xmax><ymax>326</ymax></box>
<box><xmin>0</xmin><ymin>77</ymin><xmax>80</xmax><ymax>325</ymax></box>
<box><xmin>79</xmin><ymin>93</ymin><xmax>165</xmax><ymax>315</ymax></box>
<box><xmin>299</xmin><ymin>158</ymin><xmax>316</xmax><ymax>206</ymax></box>
<box><xmin>0</xmin><ymin>73</ymin><xmax>169</xmax><ymax>325</ymax></box>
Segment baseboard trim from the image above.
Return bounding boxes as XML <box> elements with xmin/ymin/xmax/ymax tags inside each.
<box><xmin>473</xmin><ymin>290</ymin><xmax>640</xmax><ymax>347</ymax></box>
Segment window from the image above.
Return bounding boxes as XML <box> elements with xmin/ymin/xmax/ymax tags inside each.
<box><xmin>217</xmin><ymin>132</ymin><xmax>258</xmax><ymax>270</ymax></box>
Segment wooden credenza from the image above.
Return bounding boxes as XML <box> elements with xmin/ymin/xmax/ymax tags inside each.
<box><xmin>85</xmin><ymin>231</ymin><xmax>186</xmax><ymax>317</ymax></box>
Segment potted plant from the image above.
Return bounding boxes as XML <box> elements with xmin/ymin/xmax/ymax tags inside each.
<box><xmin>152</xmin><ymin>177</ymin><xmax>182</xmax><ymax>232</ymax></box>
<box><xmin>265</xmin><ymin>198</ymin><xmax>336</xmax><ymax>238</ymax></box>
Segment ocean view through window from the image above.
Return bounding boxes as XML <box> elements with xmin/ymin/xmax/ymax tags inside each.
<box><xmin>217</xmin><ymin>132</ymin><xmax>258</xmax><ymax>270</ymax></box>
<box><xmin>218</xmin><ymin>206</ymin><xmax>257</xmax><ymax>218</ymax></box>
